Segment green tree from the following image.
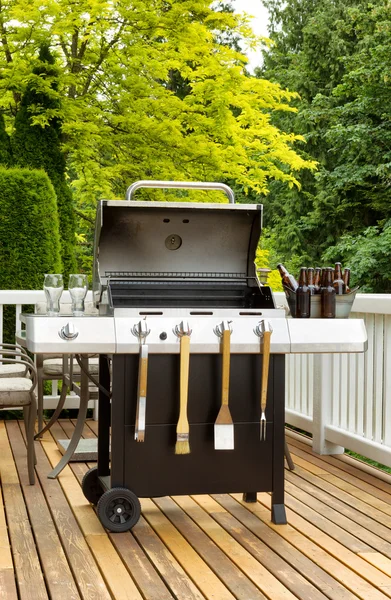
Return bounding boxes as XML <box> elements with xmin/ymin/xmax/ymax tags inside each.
<box><xmin>12</xmin><ymin>45</ymin><xmax>76</xmax><ymax>278</ymax></box>
<box><xmin>259</xmin><ymin>0</ymin><xmax>391</xmax><ymax>290</ymax></box>
<box><xmin>0</xmin><ymin>113</ymin><xmax>12</xmax><ymax>166</ymax></box>
<box><xmin>0</xmin><ymin>1</ymin><xmax>315</xmax><ymax>200</ymax></box>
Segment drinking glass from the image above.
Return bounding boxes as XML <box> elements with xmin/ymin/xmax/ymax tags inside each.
<box><xmin>68</xmin><ymin>274</ymin><xmax>88</xmax><ymax>316</ymax></box>
<box><xmin>44</xmin><ymin>274</ymin><xmax>64</xmax><ymax>316</ymax></box>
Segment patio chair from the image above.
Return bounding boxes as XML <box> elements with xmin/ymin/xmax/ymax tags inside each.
<box><xmin>0</xmin><ymin>343</ymin><xmax>37</xmax><ymax>484</ymax></box>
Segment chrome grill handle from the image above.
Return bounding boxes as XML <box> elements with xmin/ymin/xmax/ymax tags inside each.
<box><xmin>125</xmin><ymin>180</ymin><xmax>235</xmax><ymax>204</ymax></box>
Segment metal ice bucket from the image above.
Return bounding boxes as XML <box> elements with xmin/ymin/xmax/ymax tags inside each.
<box><xmin>283</xmin><ymin>285</ymin><xmax>359</xmax><ymax>319</ymax></box>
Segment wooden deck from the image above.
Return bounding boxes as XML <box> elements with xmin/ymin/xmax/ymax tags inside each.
<box><xmin>0</xmin><ymin>420</ymin><xmax>391</xmax><ymax>600</ymax></box>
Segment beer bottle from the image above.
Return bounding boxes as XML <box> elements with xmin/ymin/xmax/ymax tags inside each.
<box><xmin>314</xmin><ymin>267</ymin><xmax>322</xmax><ymax>293</ymax></box>
<box><xmin>343</xmin><ymin>267</ymin><xmax>351</xmax><ymax>293</ymax></box>
<box><xmin>307</xmin><ymin>268</ymin><xmax>316</xmax><ymax>295</ymax></box>
<box><xmin>296</xmin><ymin>267</ymin><xmax>311</xmax><ymax>318</ymax></box>
<box><xmin>333</xmin><ymin>262</ymin><xmax>346</xmax><ymax>295</ymax></box>
<box><xmin>277</xmin><ymin>263</ymin><xmax>298</xmax><ymax>291</ymax></box>
<box><xmin>321</xmin><ymin>267</ymin><xmax>336</xmax><ymax>318</ymax></box>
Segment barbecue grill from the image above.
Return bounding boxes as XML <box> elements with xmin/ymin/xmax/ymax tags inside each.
<box><xmin>21</xmin><ymin>181</ymin><xmax>367</xmax><ymax>533</ymax></box>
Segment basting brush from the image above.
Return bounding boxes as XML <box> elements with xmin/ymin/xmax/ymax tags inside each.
<box><xmin>175</xmin><ymin>326</ymin><xmax>191</xmax><ymax>455</ymax></box>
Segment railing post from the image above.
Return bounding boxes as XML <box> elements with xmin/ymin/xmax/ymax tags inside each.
<box><xmin>312</xmin><ymin>354</ymin><xmax>344</xmax><ymax>455</ymax></box>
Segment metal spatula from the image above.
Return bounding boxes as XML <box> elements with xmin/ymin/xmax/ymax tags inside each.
<box><xmin>214</xmin><ymin>321</ymin><xmax>234</xmax><ymax>450</ymax></box>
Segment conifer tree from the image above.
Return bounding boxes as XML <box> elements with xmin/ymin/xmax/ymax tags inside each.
<box><xmin>12</xmin><ymin>44</ymin><xmax>76</xmax><ymax>278</ymax></box>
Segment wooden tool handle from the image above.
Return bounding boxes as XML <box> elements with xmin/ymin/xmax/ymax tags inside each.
<box><xmin>221</xmin><ymin>329</ymin><xmax>231</xmax><ymax>406</ymax></box>
<box><xmin>138</xmin><ymin>345</ymin><xmax>148</xmax><ymax>397</ymax></box>
<box><xmin>261</xmin><ymin>331</ymin><xmax>272</xmax><ymax>410</ymax></box>
<box><xmin>178</xmin><ymin>335</ymin><xmax>190</xmax><ymax>432</ymax></box>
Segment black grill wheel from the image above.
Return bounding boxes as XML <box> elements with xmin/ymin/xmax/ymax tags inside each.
<box><xmin>97</xmin><ymin>488</ymin><xmax>141</xmax><ymax>532</ymax></box>
<box><xmin>82</xmin><ymin>467</ymin><xmax>104</xmax><ymax>505</ymax></box>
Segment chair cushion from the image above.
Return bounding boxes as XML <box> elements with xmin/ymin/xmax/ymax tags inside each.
<box><xmin>0</xmin><ymin>391</ymin><xmax>32</xmax><ymax>406</ymax></box>
<box><xmin>0</xmin><ymin>377</ymin><xmax>32</xmax><ymax>406</ymax></box>
<box><xmin>0</xmin><ymin>363</ymin><xmax>27</xmax><ymax>378</ymax></box>
<box><xmin>43</xmin><ymin>357</ymin><xmax>99</xmax><ymax>376</ymax></box>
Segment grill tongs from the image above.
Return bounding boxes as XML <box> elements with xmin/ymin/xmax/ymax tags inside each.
<box><xmin>131</xmin><ymin>319</ymin><xmax>150</xmax><ymax>442</ymax></box>
<box><xmin>254</xmin><ymin>319</ymin><xmax>273</xmax><ymax>441</ymax></box>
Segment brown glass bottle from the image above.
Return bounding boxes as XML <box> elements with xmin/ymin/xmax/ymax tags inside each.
<box><xmin>333</xmin><ymin>262</ymin><xmax>346</xmax><ymax>295</ymax></box>
<box><xmin>314</xmin><ymin>267</ymin><xmax>322</xmax><ymax>293</ymax></box>
<box><xmin>321</xmin><ymin>267</ymin><xmax>336</xmax><ymax>318</ymax></box>
<box><xmin>296</xmin><ymin>267</ymin><xmax>311</xmax><ymax>318</ymax></box>
<box><xmin>277</xmin><ymin>263</ymin><xmax>298</xmax><ymax>291</ymax></box>
<box><xmin>307</xmin><ymin>268</ymin><xmax>316</xmax><ymax>295</ymax></box>
<box><xmin>343</xmin><ymin>268</ymin><xmax>351</xmax><ymax>293</ymax></box>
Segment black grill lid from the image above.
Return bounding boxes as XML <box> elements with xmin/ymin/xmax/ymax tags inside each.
<box><xmin>92</xmin><ymin>182</ymin><xmax>263</xmax><ymax>306</ymax></box>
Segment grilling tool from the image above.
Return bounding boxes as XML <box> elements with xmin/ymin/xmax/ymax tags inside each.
<box><xmin>255</xmin><ymin>319</ymin><xmax>273</xmax><ymax>441</ymax></box>
<box><xmin>213</xmin><ymin>320</ymin><xmax>234</xmax><ymax>450</ymax></box>
<box><xmin>131</xmin><ymin>319</ymin><xmax>150</xmax><ymax>442</ymax></box>
<box><xmin>173</xmin><ymin>321</ymin><xmax>192</xmax><ymax>455</ymax></box>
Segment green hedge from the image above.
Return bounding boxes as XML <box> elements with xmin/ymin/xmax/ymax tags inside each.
<box><xmin>0</xmin><ymin>168</ymin><xmax>62</xmax><ymax>343</ymax></box>
<box><xmin>0</xmin><ymin>167</ymin><xmax>62</xmax><ymax>289</ymax></box>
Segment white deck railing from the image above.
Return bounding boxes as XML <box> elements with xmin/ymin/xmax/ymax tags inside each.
<box><xmin>1</xmin><ymin>290</ymin><xmax>390</xmax><ymax>467</ymax></box>
<box><xmin>274</xmin><ymin>292</ymin><xmax>391</xmax><ymax>468</ymax></box>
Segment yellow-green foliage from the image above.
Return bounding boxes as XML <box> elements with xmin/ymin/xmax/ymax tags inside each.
<box><xmin>255</xmin><ymin>247</ymin><xmax>282</xmax><ymax>291</ymax></box>
<box><xmin>0</xmin><ymin>0</ymin><xmax>316</xmax><ymax>209</ymax></box>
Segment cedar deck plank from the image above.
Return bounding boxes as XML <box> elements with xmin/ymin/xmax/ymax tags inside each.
<box><xmin>141</xmin><ymin>497</ymin><xmax>235</xmax><ymax>600</ymax></box>
<box><xmin>287</xmin><ymin>435</ymin><xmax>391</xmax><ymax>495</ymax></box>
<box><xmin>232</xmin><ymin>493</ymin><xmax>388</xmax><ymax>600</ymax></box>
<box><xmin>285</xmin><ymin>473</ymin><xmax>391</xmax><ymax>562</ymax></box>
<box><xmin>255</xmin><ymin>493</ymin><xmax>391</xmax><ymax>600</ymax></box>
<box><xmin>6</xmin><ymin>422</ymin><xmax>81</xmax><ymax>600</ymax></box>
<box><xmin>108</xmin><ymin>530</ymin><xmax>175</xmax><ymax>600</ymax></box>
<box><xmin>53</xmin><ymin>420</ymin><xmax>202</xmax><ymax>600</ymax></box>
<box><xmin>49</xmin><ymin>419</ymin><xmax>196</xmax><ymax>600</ymax></box>
<box><xmin>18</xmin><ymin>424</ymin><xmax>112</xmax><ymax>600</ymax></box>
<box><xmin>155</xmin><ymin>496</ymin><xmax>269</xmax><ymax>600</ymax></box>
<box><xmin>287</xmin><ymin>458</ymin><xmax>391</xmax><ymax>534</ymax></box>
<box><xmin>86</xmin><ymin>420</ymin><xmax>98</xmax><ymax>436</ymax></box>
<box><xmin>288</xmin><ymin>441</ymin><xmax>391</xmax><ymax>507</ymax></box>
<box><xmin>132</xmin><ymin>516</ymin><xmax>207</xmax><ymax>600</ymax></box>
<box><xmin>0</xmin><ymin>569</ymin><xmax>18</xmax><ymax>600</ymax></box>
<box><xmin>0</xmin><ymin>422</ymin><xmax>48</xmax><ymax>600</ymax></box>
<box><xmin>40</xmin><ymin>427</ymin><xmax>144</xmax><ymax>600</ymax></box>
<box><xmin>0</xmin><ymin>486</ymin><xmax>17</xmax><ymax>600</ymax></box>
<box><xmin>175</xmin><ymin>494</ymin><xmax>325</xmax><ymax>600</ymax></box>
<box><xmin>3</xmin><ymin>418</ymin><xmax>391</xmax><ymax>600</ymax></box>
<box><xmin>285</xmin><ymin>464</ymin><xmax>391</xmax><ymax>543</ymax></box>
<box><xmin>212</xmin><ymin>493</ymin><xmax>359</xmax><ymax>600</ymax></box>
<box><xmin>2</xmin><ymin>485</ymin><xmax>48</xmax><ymax>600</ymax></box>
<box><xmin>284</xmin><ymin>488</ymin><xmax>391</xmax><ymax>585</ymax></box>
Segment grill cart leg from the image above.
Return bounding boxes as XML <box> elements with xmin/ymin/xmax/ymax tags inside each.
<box><xmin>97</xmin><ymin>355</ymin><xmax>111</xmax><ymax>478</ymax></box>
<box><xmin>272</xmin><ymin>504</ymin><xmax>287</xmax><ymax>524</ymax></box>
<box><xmin>242</xmin><ymin>492</ymin><xmax>257</xmax><ymax>503</ymax></box>
<box><xmin>97</xmin><ymin>488</ymin><xmax>141</xmax><ymax>533</ymax></box>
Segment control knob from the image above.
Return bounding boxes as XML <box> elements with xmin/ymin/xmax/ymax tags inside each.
<box><xmin>59</xmin><ymin>322</ymin><xmax>79</xmax><ymax>341</ymax></box>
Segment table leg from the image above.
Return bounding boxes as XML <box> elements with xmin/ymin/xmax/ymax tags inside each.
<box><xmin>47</xmin><ymin>355</ymin><xmax>90</xmax><ymax>479</ymax></box>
